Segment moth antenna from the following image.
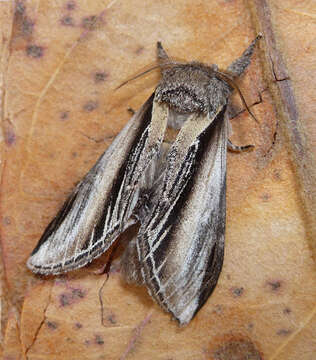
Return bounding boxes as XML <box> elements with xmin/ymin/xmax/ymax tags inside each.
<box><xmin>115</xmin><ymin>64</ymin><xmax>161</xmax><ymax>90</ymax></box>
<box><xmin>215</xmin><ymin>70</ymin><xmax>259</xmax><ymax>124</ymax></box>
<box><xmin>116</xmin><ymin>62</ymin><xmax>178</xmax><ymax>90</ymax></box>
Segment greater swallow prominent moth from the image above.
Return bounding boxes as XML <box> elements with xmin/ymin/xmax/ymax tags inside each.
<box><xmin>28</xmin><ymin>36</ymin><xmax>261</xmax><ymax>325</ymax></box>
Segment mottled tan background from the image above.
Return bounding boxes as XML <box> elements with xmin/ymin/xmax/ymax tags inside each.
<box><xmin>0</xmin><ymin>0</ymin><xmax>315</xmax><ymax>359</ymax></box>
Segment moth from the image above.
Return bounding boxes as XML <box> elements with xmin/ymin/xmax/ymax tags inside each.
<box><xmin>27</xmin><ymin>36</ymin><xmax>261</xmax><ymax>325</ymax></box>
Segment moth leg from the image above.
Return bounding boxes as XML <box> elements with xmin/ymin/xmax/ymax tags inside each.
<box><xmin>228</xmin><ymin>139</ymin><xmax>254</xmax><ymax>152</ymax></box>
<box><xmin>94</xmin><ymin>240</ymin><xmax>121</xmax><ymax>275</ymax></box>
<box><xmin>127</xmin><ymin>107</ymin><xmax>135</xmax><ymax>115</ymax></box>
<box><xmin>227</xmin><ymin>34</ymin><xmax>262</xmax><ymax>77</ymax></box>
<box><xmin>120</xmin><ymin>237</ymin><xmax>144</xmax><ymax>285</ymax></box>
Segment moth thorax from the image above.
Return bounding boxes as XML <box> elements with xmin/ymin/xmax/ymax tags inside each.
<box><xmin>155</xmin><ymin>64</ymin><xmax>214</xmax><ymax>114</ymax></box>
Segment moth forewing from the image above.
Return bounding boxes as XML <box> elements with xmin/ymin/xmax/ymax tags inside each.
<box><xmin>136</xmin><ymin>106</ymin><xmax>228</xmax><ymax>325</ymax></box>
<box><xmin>28</xmin><ymin>37</ymin><xmax>261</xmax><ymax>325</ymax></box>
<box><xmin>27</xmin><ymin>94</ymin><xmax>158</xmax><ymax>274</ymax></box>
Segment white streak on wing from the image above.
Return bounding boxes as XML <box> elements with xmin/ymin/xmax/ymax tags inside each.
<box><xmin>143</xmin><ymin>226</ymin><xmax>170</xmax><ymax>294</ymax></box>
<box><xmin>148</xmin><ymin>254</ymin><xmax>169</xmax><ymax>282</ymax></box>
<box><xmin>143</xmin><ymin>216</ymin><xmax>172</xmax><ymax>261</ymax></box>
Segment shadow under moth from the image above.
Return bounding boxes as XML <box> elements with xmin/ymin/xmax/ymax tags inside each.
<box><xmin>27</xmin><ymin>35</ymin><xmax>261</xmax><ymax>325</ymax></box>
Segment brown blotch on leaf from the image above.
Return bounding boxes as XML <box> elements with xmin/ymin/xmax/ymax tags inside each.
<box><xmin>26</xmin><ymin>45</ymin><xmax>44</xmax><ymax>58</ymax></box>
<box><xmin>94</xmin><ymin>71</ymin><xmax>108</xmax><ymax>83</ymax></box>
<box><xmin>61</xmin><ymin>16</ymin><xmax>74</xmax><ymax>26</ymax></box>
<box><xmin>83</xmin><ymin>100</ymin><xmax>98</xmax><ymax>112</ymax></box>
<box><xmin>66</xmin><ymin>1</ymin><xmax>76</xmax><ymax>10</ymax></box>
<box><xmin>82</xmin><ymin>15</ymin><xmax>98</xmax><ymax>30</ymax></box>
<box><xmin>95</xmin><ymin>335</ymin><xmax>105</xmax><ymax>345</ymax></box>
<box><xmin>267</xmin><ymin>280</ymin><xmax>282</xmax><ymax>291</ymax></box>
<box><xmin>46</xmin><ymin>321</ymin><xmax>58</xmax><ymax>330</ymax></box>
<box><xmin>60</xmin><ymin>111</ymin><xmax>70</xmax><ymax>120</ymax></box>
<box><xmin>213</xmin><ymin>339</ymin><xmax>262</xmax><ymax>360</ymax></box>
<box><xmin>231</xmin><ymin>287</ymin><xmax>244</xmax><ymax>297</ymax></box>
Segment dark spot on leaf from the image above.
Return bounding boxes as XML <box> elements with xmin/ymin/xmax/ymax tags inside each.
<box><xmin>46</xmin><ymin>321</ymin><xmax>58</xmax><ymax>330</ymax></box>
<box><xmin>66</xmin><ymin>1</ymin><xmax>76</xmax><ymax>10</ymax></box>
<box><xmin>22</xmin><ymin>18</ymin><xmax>34</xmax><ymax>35</ymax></box>
<box><xmin>83</xmin><ymin>100</ymin><xmax>98</xmax><ymax>112</ymax></box>
<box><xmin>60</xmin><ymin>293</ymin><xmax>70</xmax><ymax>306</ymax></box>
<box><xmin>15</xmin><ymin>1</ymin><xmax>25</xmax><ymax>15</ymax></box>
<box><xmin>260</xmin><ymin>193</ymin><xmax>271</xmax><ymax>202</ymax></box>
<box><xmin>82</xmin><ymin>15</ymin><xmax>98</xmax><ymax>30</ymax></box>
<box><xmin>5</xmin><ymin>129</ymin><xmax>16</xmax><ymax>146</ymax></box>
<box><xmin>61</xmin><ymin>16</ymin><xmax>74</xmax><ymax>26</ymax></box>
<box><xmin>14</xmin><ymin>2</ymin><xmax>34</xmax><ymax>38</ymax></box>
<box><xmin>59</xmin><ymin>288</ymin><xmax>86</xmax><ymax>307</ymax></box>
<box><xmin>231</xmin><ymin>287</ymin><xmax>244</xmax><ymax>297</ymax></box>
<box><xmin>26</xmin><ymin>45</ymin><xmax>44</xmax><ymax>58</ymax></box>
<box><xmin>72</xmin><ymin>288</ymin><xmax>85</xmax><ymax>299</ymax></box>
<box><xmin>248</xmin><ymin>323</ymin><xmax>254</xmax><ymax>330</ymax></box>
<box><xmin>135</xmin><ymin>46</ymin><xmax>144</xmax><ymax>55</ymax></box>
<box><xmin>283</xmin><ymin>307</ymin><xmax>291</xmax><ymax>314</ymax></box>
<box><xmin>213</xmin><ymin>305</ymin><xmax>223</xmax><ymax>314</ymax></box>
<box><xmin>277</xmin><ymin>329</ymin><xmax>291</xmax><ymax>336</ymax></box>
<box><xmin>72</xmin><ymin>152</ymin><xmax>78</xmax><ymax>158</ymax></box>
<box><xmin>107</xmin><ymin>314</ymin><xmax>116</xmax><ymax>324</ymax></box>
<box><xmin>267</xmin><ymin>280</ymin><xmax>282</xmax><ymax>291</ymax></box>
<box><xmin>95</xmin><ymin>335</ymin><xmax>104</xmax><ymax>345</ymax></box>
<box><xmin>94</xmin><ymin>71</ymin><xmax>108</xmax><ymax>83</ymax></box>
<box><xmin>3</xmin><ymin>217</ymin><xmax>12</xmax><ymax>226</ymax></box>
<box><xmin>60</xmin><ymin>111</ymin><xmax>69</xmax><ymax>120</ymax></box>
<box><xmin>213</xmin><ymin>339</ymin><xmax>262</xmax><ymax>360</ymax></box>
<box><xmin>273</xmin><ymin>169</ymin><xmax>282</xmax><ymax>181</ymax></box>
<box><xmin>75</xmin><ymin>322</ymin><xmax>83</xmax><ymax>329</ymax></box>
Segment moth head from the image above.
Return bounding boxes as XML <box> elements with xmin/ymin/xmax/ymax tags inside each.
<box><xmin>155</xmin><ymin>61</ymin><xmax>229</xmax><ymax>114</ymax></box>
<box><xmin>117</xmin><ymin>42</ymin><xmax>258</xmax><ymax>123</ymax></box>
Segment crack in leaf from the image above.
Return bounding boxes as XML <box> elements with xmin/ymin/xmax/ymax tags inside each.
<box><xmin>24</xmin><ymin>284</ymin><xmax>53</xmax><ymax>359</ymax></box>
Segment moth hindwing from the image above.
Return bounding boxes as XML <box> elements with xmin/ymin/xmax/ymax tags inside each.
<box><xmin>28</xmin><ymin>36</ymin><xmax>261</xmax><ymax>325</ymax></box>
